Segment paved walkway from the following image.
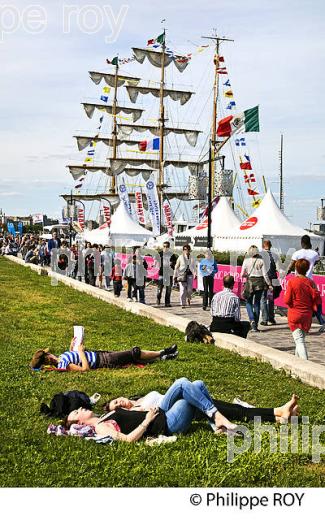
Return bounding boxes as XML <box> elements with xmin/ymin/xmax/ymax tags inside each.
<box><xmin>110</xmin><ymin>282</ymin><xmax>325</xmax><ymax>366</ymax></box>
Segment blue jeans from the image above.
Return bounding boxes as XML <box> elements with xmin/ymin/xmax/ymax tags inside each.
<box><xmin>159</xmin><ymin>378</ymin><xmax>217</xmax><ymax>434</ymax></box>
<box><xmin>315</xmin><ymin>304</ymin><xmax>325</xmax><ymax>325</ymax></box>
<box><xmin>261</xmin><ymin>289</ymin><xmax>275</xmax><ymax>322</ymax></box>
<box><xmin>245</xmin><ymin>289</ymin><xmax>263</xmax><ymax>324</ymax></box>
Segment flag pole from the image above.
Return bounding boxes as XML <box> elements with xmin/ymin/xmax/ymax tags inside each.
<box><xmin>207</xmin><ymin>140</ymin><xmax>213</xmax><ymax>249</ymax></box>
<box><xmin>158</xmin><ymin>28</ymin><xmax>166</xmax><ymax>233</ymax></box>
<box><xmin>110</xmin><ymin>58</ymin><xmax>119</xmax><ymax>195</ymax></box>
<box><xmin>202</xmin><ymin>32</ymin><xmax>234</xmax><ymax>200</ymax></box>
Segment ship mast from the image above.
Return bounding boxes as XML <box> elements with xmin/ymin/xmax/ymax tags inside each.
<box><xmin>158</xmin><ymin>28</ymin><xmax>166</xmax><ymax>229</ymax></box>
<box><xmin>202</xmin><ymin>32</ymin><xmax>233</xmax><ymax>248</ymax></box>
<box><xmin>110</xmin><ymin>60</ymin><xmax>119</xmax><ymax>194</ymax></box>
<box><xmin>202</xmin><ymin>32</ymin><xmax>233</xmax><ymax>198</ymax></box>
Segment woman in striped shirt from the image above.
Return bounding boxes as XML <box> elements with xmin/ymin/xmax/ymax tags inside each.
<box><xmin>30</xmin><ymin>341</ymin><xmax>178</xmax><ymax>372</ymax></box>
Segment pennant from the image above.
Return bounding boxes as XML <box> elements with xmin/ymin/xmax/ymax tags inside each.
<box><xmin>252</xmin><ymin>199</ymin><xmax>262</xmax><ymax>208</ymax></box>
<box><xmin>240</xmin><ymin>155</ymin><xmax>252</xmax><ymax>170</ymax></box>
<box><xmin>75</xmin><ymin>183</ymin><xmax>83</xmax><ymax>189</ymax></box>
<box><xmin>226</xmin><ymin>101</ymin><xmax>236</xmax><ymax>110</ymax></box>
<box><xmin>244</xmin><ymin>173</ymin><xmax>256</xmax><ymax>183</ymax></box>
<box><xmin>77</xmin><ymin>208</ymin><xmax>85</xmax><ymax>230</ymax></box>
<box><xmin>247</xmin><ymin>188</ymin><xmax>259</xmax><ymax>196</ymax></box>
<box><xmin>214</xmin><ymin>54</ymin><xmax>225</xmax><ymax>64</ymax></box>
<box><xmin>118</xmin><ymin>177</ymin><xmax>132</xmax><ymax>215</ymax></box>
<box><xmin>235</xmin><ymin>137</ymin><xmax>246</xmax><ymax>146</ymax></box>
<box><xmin>87</xmin><ymin>150</ymin><xmax>95</xmax><ymax>156</ymax></box>
<box><xmin>106</xmin><ymin>57</ymin><xmax>118</xmax><ymax>65</ymax></box>
<box><xmin>84</xmin><ymin>157</ymin><xmax>93</xmax><ymax>163</ymax></box>
<box><xmin>138</xmin><ymin>137</ymin><xmax>160</xmax><ymax>152</ymax></box>
<box><xmin>217</xmin><ymin>106</ymin><xmax>259</xmax><ymax>137</ymax></box>
<box><xmin>216</xmin><ymin>67</ymin><xmax>227</xmax><ymax>74</ymax></box>
<box><xmin>90</xmin><ymin>141</ymin><xmax>97</xmax><ymax>147</ymax></box>
<box><xmin>224</xmin><ymin>79</ymin><xmax>231</xmax><ymax>87</ymax></box>
<box><xmin>135</xmin><ymin>191</ymin><xmax>146</xmax><ymax>225</ymax></box>
<box><xmin>224</xmin><ymin>90</ymin><xmax>234</xmax><ymax>98</ymax></box>
<box><xmin>200</xmin><ymin>196</ymin><xmax>220</xmax><ymax>220</ymax></box>
<box><xmin>102</xmin><ymin>86</ymin><xmax>110</xmax><ymax>94</ymax></box>
<box><xmin>99</xmin><ymin>116</ymin><xmax>104</xmax><ymax>123</ymax></box>
<box><xmin>147</xmin><ymin>32</ymin><xmax>165</xmax><ymax>46</ymax></box>
<box><xmin>100</xmin><ymin>95</ymin><xmax>108</xmax><ymax>103</ymax></box>
<box><xmin>145</xmin><ymin>178</ymin><xmax>160</xmax><ymax>236</ymax></box>
<box><xmin>103</xmin><ymin>205</ymin><xmax>111</xmax><ymax>226</ymax></box>
<box><xmin>163</xmin><ymin>200</ymin><xmax>173</xmax><ymax>236</ymax></box>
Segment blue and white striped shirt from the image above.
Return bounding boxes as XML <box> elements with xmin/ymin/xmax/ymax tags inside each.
<box><xmin>211</xmin><ymin>288</ymin><xmax>241</xmax><ymax>321</ymax></box>
<box><xmin>57</xmin><ymin>351</ymin><xmax>97</xmax><ymax>370</ymax></box>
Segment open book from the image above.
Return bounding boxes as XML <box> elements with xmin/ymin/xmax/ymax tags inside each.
<box><xmin>72</xmin><ymin>326</ymin><xmax>84</xmax><ymax>352</ymax></box>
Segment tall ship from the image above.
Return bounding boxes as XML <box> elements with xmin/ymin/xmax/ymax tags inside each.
<box><xmin>61</xmin><ymin>29</ymin><xmax>262</xmax><ymax>245</ymax></box>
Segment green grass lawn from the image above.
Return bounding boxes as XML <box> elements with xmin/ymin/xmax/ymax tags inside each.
<box><xmin>1</xmin><ymin>256</ymin><xmax>325</xmax><ymax>487</ymax></box>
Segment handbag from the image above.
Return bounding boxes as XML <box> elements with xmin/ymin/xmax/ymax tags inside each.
<box><xmin>241</xmin><ymin>259</ymin><xmax>258</xmax><ymax>300</ymax></box>
<box><xmin>177</xmin><ymin>273</ymin><xmax>187</xmax><ymax>283</ymax></box>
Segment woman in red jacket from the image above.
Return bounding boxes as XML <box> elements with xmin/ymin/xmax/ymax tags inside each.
<box><xmin>284</xmin><ymin>258</ymin><xmax>321</xmax><ymax>360</ymax></box>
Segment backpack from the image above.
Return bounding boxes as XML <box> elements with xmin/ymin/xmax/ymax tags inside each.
<box><xmin>185</xmin><ymin>321</ymin><xmax>215</xmax><ymax>344</ymax></box>
<box><xmin>40</xmin><ymin>390</ymin><xmax>92</xmax><ymax>418</ymax></box>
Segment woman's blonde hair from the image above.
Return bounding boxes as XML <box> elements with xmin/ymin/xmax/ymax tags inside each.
<box><xmin>247</xmin><ymin>245</ymin><xmax>259</xmax><ymax>257</ymax></box>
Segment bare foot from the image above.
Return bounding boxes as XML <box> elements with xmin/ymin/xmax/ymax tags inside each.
<box><xmin>278</xmin><ymin>394</ymin><xmax>299</xmax><ymax>423</ymax></box>
<box><xmin>214</xmin><ymin>411</ymin><xmax>238</xmax><ymax>431</ymax></box>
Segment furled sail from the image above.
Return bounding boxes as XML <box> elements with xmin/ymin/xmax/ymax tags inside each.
<box><xmin>89</xmin><ymin>71</ymin><xmax>141</xmax><ymax>87</ymax></box>
<box><xmin>118</xmin><ymin>123</ymin><xmax>200</xmax><ymax>147</ymax></box>
<box><xmin>132</xmin><ymin>48</ymin><xmax>190</xmax><ymax>72</ymax></box>
<box><xmin>67</xmin><ymin>164</ymin><xmax>155</xmax><ymax>182</ymax></box>
<box><xmin>110</xmin><ymin>157</ymin><xmax>201</xmax><ymax>176</ymax></box>
<box><xmin>74</xmin><ymin>134</ymin><xmax>141</xmax><ymax>151</ymax></box>
<box><xmin>82</xmin><ymin>102</ymin><xmax>143</xmax><ymax>122</ymax></box>
<box><xmin>126</xmin><ymin>85</ymin><xmax>194</xmax><ymax>105</ymax></box>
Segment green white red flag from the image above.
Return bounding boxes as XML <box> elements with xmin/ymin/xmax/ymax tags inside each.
<box><xmin>217</xmin><ymin>106</ymin><xmax>259</xmax><ymax>137</ymax></box>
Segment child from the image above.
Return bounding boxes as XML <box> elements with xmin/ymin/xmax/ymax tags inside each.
<box><xmin>111</xmin><ymin>258</ymin><xmax>123</xmax><ymax>297</ymax></box>
<box><xmin>124</xmin><ymin>255</ymin><xmax>137</xmax><ymax>301</ymax></box>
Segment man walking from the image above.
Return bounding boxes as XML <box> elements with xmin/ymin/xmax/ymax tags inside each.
<box><xmin>260</xmin><ymin>240</ymin><xmax>282</xmax><ymax>326</ymax></box>
<box><xmin>156</xmin><ymin>241</ymin><xmax>178</xmax><ymax>307</ymax></box>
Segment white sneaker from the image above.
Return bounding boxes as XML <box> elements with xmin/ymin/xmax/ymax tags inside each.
<box><xmin>233</xmin><ymin>397</ymin><xmax>254</xmax><ymax>408</ymax></box>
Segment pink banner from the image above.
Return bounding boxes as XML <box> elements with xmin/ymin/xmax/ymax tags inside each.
<box><xmin>195</xmin><ymin>264</ymin><xmax>325</xmax><ymax>312</ymax></box>
<box><xmin>116</xmin><ymin>255</ymin><xmax>325</xmax><ymax>311</ymax></box>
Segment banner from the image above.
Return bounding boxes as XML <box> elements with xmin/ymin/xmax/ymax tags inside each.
<box><xmin>103</xmin><ymin>205</ymin><xmax>111</xmax><ymax>226</ymax></box>
<box><xmin>118</xmin><ymin>177</ymin><xmax>132</xmax><ymax>216</ymax></box>
<box><xmin>32</xmin><ymin>213</ymin><xmax>44</xmax><ymax>224</ymax></box>
<box><xmin>145</xmin><ymin>178</ymin><xmax>160</xmax><ymax>236</ymax></box>
<box><xmin>163</xmin><ymin>200</ymin><xmax>173</xmax><ymax>236</ymax></box>
<box><xmin>77</xmin><ymin>208</ymin><xmax>85</xmax><ymax>230</ymax></box>
<box><xmin>7</xmin><ymin>222</ymin><xmax>16</xmax><ymax>236</ymax></box>
<box><xmin>17</xmin><ymin>222</ymin><xmax>23</xmax><ymax>235</ymax></box>
<box><xmin>135</xmin><ymin>191</ymin><xmax>146</xmax><ymax>225</ymax></box>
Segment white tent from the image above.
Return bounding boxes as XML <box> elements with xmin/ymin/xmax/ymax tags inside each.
<box><xmin>214</xmin><ymin>189</ymin><xmax>325</xmax><ymax>254</ymax></box>
<box><xmin>175</xmin><ymin>197</ymin><xmax>241</xmax><ymax>247</ymax></box>
<box><xmin>83</xmin><ymin>203</ymin><xmax>153</xmax><ymax>246</ymax></box>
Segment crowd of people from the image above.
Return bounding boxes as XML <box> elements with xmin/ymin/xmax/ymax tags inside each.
<box><xmin>2</xmin><ymin>230</ymin><xmax>324</xmax><ymax>360</ymax></box>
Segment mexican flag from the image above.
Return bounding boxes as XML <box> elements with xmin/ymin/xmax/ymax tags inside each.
<box><xmin>217</xmin><ymin>106</ymin><xmax>259</xmax><ymax>137</ymax></box>
<box><xmin>147</xmin><ymin>32</ymin><xmax>165</xmax><ymax>46</ymax></box>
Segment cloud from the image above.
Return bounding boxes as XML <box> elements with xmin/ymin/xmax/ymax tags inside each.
<box><xmin>0</xmin><ymin>191</ymin><xmax>22</xmax><ymax>197</ymax></box>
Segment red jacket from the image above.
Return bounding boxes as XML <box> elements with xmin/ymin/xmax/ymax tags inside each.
<box><xmin>284</xmin><ymin>276</ymin><xmax>321</xmax><ymax>332</ymax></box>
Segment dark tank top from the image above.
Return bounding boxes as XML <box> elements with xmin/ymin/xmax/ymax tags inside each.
<box><xmin>107</xmin><ymin>408</ymin><xmax>167</xmax><ymax>436</ymax></box>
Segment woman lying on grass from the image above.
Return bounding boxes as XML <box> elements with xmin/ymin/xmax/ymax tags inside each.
<box><xmin>106</xmin><ymin>377</ymin><xmax>299</xmax><ymax>425</ymax></box>
<box><xmin>31</xmin><ymin>341</ymin><xmax>178</xmax><ymax>372</ymax></box>
<box><xmin>64</xmin><ymin>378</ymin><xmax>299</xmax><ymax>443</ymax></box>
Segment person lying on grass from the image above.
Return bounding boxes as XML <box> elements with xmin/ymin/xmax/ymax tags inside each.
<box><xmin>30</xmin><ymin>341</ymin><xmax>178</xmax><ymax>372</ymax></box>
<box><xmin>64</xmin><ymin>378</ymin><xmax>299</xmax><ymax>443</ymax></box>
<box><xmin>105</xmin><ymin>378</ymin><xmax>299</xmax><ymax>425</ymax></box>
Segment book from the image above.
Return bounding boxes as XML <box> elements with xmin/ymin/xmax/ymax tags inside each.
<box><xmin>72</xmin><ymin>325</ymin><xmax>84</xmax><ymax>352</ymax></box>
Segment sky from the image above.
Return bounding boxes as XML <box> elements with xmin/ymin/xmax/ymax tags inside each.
<box><xmin>0</xmin><ymin>0</ymin><xmax>324</xmax><ymax>228</ymax></box>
